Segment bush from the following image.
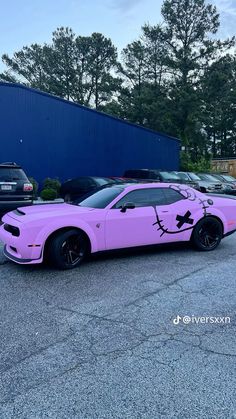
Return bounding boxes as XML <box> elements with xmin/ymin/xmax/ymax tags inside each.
<box><xmin>28</xmin><ymin>177</ymin><xmax>38</xmax><ymax>198</ymax></box>
<box><xmin>43</xmin><ymin>178</ymin><xmax>61</xmax><ymax>196</ymax></box>
<box><xmin>180</xmin><ymin>152</ymin><xmax>211</xmax><ymax>172</ymax></box>
<box><xmin>40</xmin><ymin>188</ymin><xmax>57</xmax><ymax>201</ymax></box>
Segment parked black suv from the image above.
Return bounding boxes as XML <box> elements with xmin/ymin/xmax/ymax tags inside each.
<box><xmin>0</xmin><ymin>163</ymin><xmax>33</xmax><ymax>214</ymax></box>
<box><xmin>123</xmin><ymin>169</ymin><xmax>176</xmax><ymax>182</ymax></box>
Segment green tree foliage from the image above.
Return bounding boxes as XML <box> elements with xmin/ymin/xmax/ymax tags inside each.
<box><xmin>0</xmin><ymin>28</ymin><xmax>120</xmax><ymax>109</ymax></box>
<box><xmin>47</xmin><ymin>27</ymin><xmax>78</xmax><ymax>100</ymax></box>
<box><xmin>201</xmin><ymin>55</ymin><xmax>236</xmax><ymax>157</ymax></box>
<box><xmin>43</xmin><ymin>178</ymin><xmax>61</xmax><ymax>195</ymax></box>
<box><xmin>1</xmin><ymin>44</ymin><xmax>50</xmax><ymax>89</ymax></box>
<box><xmin>1</xmin><ymin>1</ymin><xmax>236</xmax><ymax>164</ymax></box>
<box><xmin>160</xmin><ymin>0</ymin><xmax>234</xmax><ymax>158</ymax></box>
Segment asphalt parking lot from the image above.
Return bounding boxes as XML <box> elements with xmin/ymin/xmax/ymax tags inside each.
<box><xmin>0</xmin><ymin>236</ymin><xmax>236</xmax><ymax>419</ymax></box>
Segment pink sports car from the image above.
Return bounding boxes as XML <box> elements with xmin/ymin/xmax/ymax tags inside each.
<box><xmin>0</xmin><ymin>183</ymin><xmax>236</xmax><ymax>269</ymax></box>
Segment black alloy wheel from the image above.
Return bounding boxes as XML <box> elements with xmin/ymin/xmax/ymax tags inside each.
<box><xmin>192</xmin><ymin>217</ymin><xmax>223</xmax><ymax>251</ymax></box>
<box><xmin>47</xmin><ymin>229</ymin><xmax>88</xmax><ymax>269</ymax></box>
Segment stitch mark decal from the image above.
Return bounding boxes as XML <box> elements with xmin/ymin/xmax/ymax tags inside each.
<box><xmin>152</xmin><ymin>205</ymin><xmax>196</xmax><ymax>237</ymax></box>
<box><xmin>176</xmin><ymin>211</ymin><xmax>194</xmax><ymax>229</ymax></box>
<box><xmin>153</xmin><ymin>185</ymin><xmax>214</xmax><ymax>237</ymax></box>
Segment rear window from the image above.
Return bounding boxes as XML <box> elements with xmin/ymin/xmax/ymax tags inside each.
<box><xmin>159</xmin><ymin>172</ymin><xmax>180</xmax><ymax>180</ymax></box>
<box><xmin>124</xmin><ymin>170</ymin><xmax>146</xmax><ymax>179</ymax></box>
<box><xmin>0</xmin><ymin>168</ymin><xmax>28</xmax><ymax>181</ymax></box>
<box><xmin>124</xmin><ymin>170</ymin><xmax>158</xmax><ymax>180</ymax></box>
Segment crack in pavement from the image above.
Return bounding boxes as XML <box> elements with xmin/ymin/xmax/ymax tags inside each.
<box><xmin>122</xmin><ymin>267</ymin><xmax>207</xmax><ymax>309</ymax></box>
<box><xmin>0</xmin><ymin>331</ymin><xmax>76</xmax><ymax>375</ymax></box>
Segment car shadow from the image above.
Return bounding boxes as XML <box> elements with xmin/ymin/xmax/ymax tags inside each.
<box><xmin>1</xmin><ymin>241</ymin><xmax>193</xmax><ymax>274</ymax></box>
<box><xmin>89</xmin><ymin>241</ymin><xmax>193</xmax><ymax>262</ymax></box>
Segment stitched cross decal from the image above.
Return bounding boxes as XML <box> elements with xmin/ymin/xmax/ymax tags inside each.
<box><xmin>176</xmin><ymin>211</ymin><xmax>194</xmax><ymax>229</ymax></box>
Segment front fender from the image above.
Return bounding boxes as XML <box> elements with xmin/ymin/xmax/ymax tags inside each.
<box><xmin>35</xmin><ymin>220</ymin><xmax>99</xmax><ymax>254</ymax></box>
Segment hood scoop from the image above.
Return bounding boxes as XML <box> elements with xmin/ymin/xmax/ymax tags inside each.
<box><xmin>14</xmin><ymin>209</ymin><xmax>26</xmax><ymax>216</ymax></box>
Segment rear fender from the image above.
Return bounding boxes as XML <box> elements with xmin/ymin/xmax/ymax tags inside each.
<box><xmin>182</xmin><ymin>207</ymin><xmax>226</xmax><ymax>241</ymax></box>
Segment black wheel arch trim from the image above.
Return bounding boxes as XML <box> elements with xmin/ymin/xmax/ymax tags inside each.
<box><xmin>190</xmin><ymin>215</ymin><xmax>224</xmax><ymax>240</ymax></box>
<box><xmin>43</xmin><ymin>226</ymin><xmax>92</xmax><ymax>259</ymax></box>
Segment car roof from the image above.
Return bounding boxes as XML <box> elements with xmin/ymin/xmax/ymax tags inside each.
<box><xmin>0</xmin><ymin>162</ymin><xmax>21</xmax><ymax>169</ymax></box>
<box><xmin>110</xmin><ymin>182</ymin><xmax>184</xmax><ymax>192</ymax></box>
<box><xmin>125</xmin><ymin>169</ymin><xmax>164</xmax><ymax>172</ymax></box>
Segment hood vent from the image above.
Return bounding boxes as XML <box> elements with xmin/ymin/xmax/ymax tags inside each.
<box><xmin>14</xmin><ymin>209</ymin><xmax>26</xmax><ymax>216</ymax></box>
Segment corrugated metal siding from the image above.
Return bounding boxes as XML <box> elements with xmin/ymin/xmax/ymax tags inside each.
<box><xmin>0</xmin><ymin>83</ymin><xmax>180</xmax><ymax>182</ymax></box>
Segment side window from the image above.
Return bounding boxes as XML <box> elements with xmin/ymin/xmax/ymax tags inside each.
<box><xmin>163</xmin><ymin>188</ymin><xmax>186</xmax><ymax>204</ymax></box>
<box><xmin>113</xmin><ymin>188</ymin><xmax>166</xmax><ymax>208</ymax></box>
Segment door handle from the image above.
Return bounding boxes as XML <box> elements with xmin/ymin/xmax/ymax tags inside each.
<box><xmin>161</xmin><ymin>210</ymin><xmax>169</xmax><ymax>213</ymax></box>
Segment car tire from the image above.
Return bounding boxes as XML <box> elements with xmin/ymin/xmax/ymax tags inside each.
<box><xmin>192</xmin><ymin>217</ymin><xmax>223</xmax><ymax>251</ymax></box>
<box><xmin>47</xmin><ymin>229</ymin><xmax>89</xmax><ymax>269</ymax></box>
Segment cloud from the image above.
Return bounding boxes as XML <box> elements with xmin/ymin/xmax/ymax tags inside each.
<box><xmin>110</xmin><ymin>0</ymin><xmax>143</xmax><ymax>13</ymax></box>
<box><xmin>214</xmin><ymin>0</ymin><xmax>236</xmax><ymax>16</ymax></box>
<box><xmin>212</xmin><ymin>0</ymin><xmax>236</xmax><ymax>37</ymax></box>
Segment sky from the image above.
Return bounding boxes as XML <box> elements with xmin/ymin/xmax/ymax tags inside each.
<box><xmin>0</xmin><ymin>0</ymin><xmax>236</xmax><ymax>72</ymax></box>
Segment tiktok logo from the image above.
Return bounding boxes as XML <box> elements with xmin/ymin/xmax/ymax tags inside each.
<box><xmin>173</xmin><ymin>315</ymin><xmax>182</xmax><ymax>325</ymax></box>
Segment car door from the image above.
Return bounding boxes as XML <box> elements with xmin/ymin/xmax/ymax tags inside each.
<box><xmin>105</xmin><ymin>188</ymin><xmax>179</xmax><ymax>250</ymax></box>
<box><xmin>161</xmin><ymin>187</ymin><xmax>201</xmax><ymax>240</ymax></box>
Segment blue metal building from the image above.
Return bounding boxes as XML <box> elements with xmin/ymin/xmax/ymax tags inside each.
<box><xmin>0</xmin><ymin>83</ymin><xmax>180</xmax><ymax>182</ymax></box>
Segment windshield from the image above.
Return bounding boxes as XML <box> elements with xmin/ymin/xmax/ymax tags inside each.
<box><xmin>222</xmin><ymin>175</ymin><xmax>236</xmax><ymax>182</ymax></box>
<box><xmin>176</xmin><ymin>172</ymin><xmax>189</xmax><ymax>180</ymax></box>
<box><xmin>199</xmin><ymin>174</ymin><xmax>219</xmax><ymax>182</ymax></box>
<box><xmin>159</xmin><ymin>172</ymin><xmax>180</xmax><ymax>180</ymax></box>
<box><xmin>189</xmin><ymin>173</ymin><xmax>201</xmax><ymax>181</ymax></box>
<box><xmin>77</xmin><ymin>186</ymin><xmax>124</xmax><ymax>208</ymax></box>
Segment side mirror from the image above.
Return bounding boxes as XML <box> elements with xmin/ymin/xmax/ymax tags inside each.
<box><xmin>120</xmin><ymin>202</ymin><xmax>136</xmax><ymax>213</ymax></box>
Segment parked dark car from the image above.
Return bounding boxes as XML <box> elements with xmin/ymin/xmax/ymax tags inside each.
<box><xmin>60</xmin><ymin>176</ymin><xmax>118</xmax><ymax>202</ymax></box>
<box><xmin>123</xmin><ymin>169</ymin><xmax>168</xmax><ymax>182</ymax></box>
<box><xmin>123</xmin><ymin>169</ymin><xmax>199</xmax><ymax>189</ymax></box>
<box><xmin>0</xmin><ymin>162</ymin><xmax>33</xmax><ymax>215</ymax></box>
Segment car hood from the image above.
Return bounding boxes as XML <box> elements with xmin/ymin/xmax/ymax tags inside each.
<box><xmin>5</xmin><ymin>203</ymin><xmax>95</xmax><ymax>223</ymax></box>
<box><xmin>198</xmin><ymin>181</ymin><xmax>221</xmax><ymax>187</ymax></box>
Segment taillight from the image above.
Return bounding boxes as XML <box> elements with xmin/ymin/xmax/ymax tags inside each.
<box><xmin>23</xmin><ymin>183</ymin><xmax>33</xmax><ymax>192</ymax></box>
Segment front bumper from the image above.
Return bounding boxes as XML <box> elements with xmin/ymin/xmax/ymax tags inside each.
<box><xmin>0</xmin><ymin>222</ymin><xmax>43</xmax><ymax>265</ymax></box>
<box><xmin>206</xmin><ymin>188</ymin><xmax>223</xmax><ymax>193</ymax></box>
<box><xmin>3</xmin><ymin>245</ymin><xmax>43</xmax><ymax>265</ymax></box>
